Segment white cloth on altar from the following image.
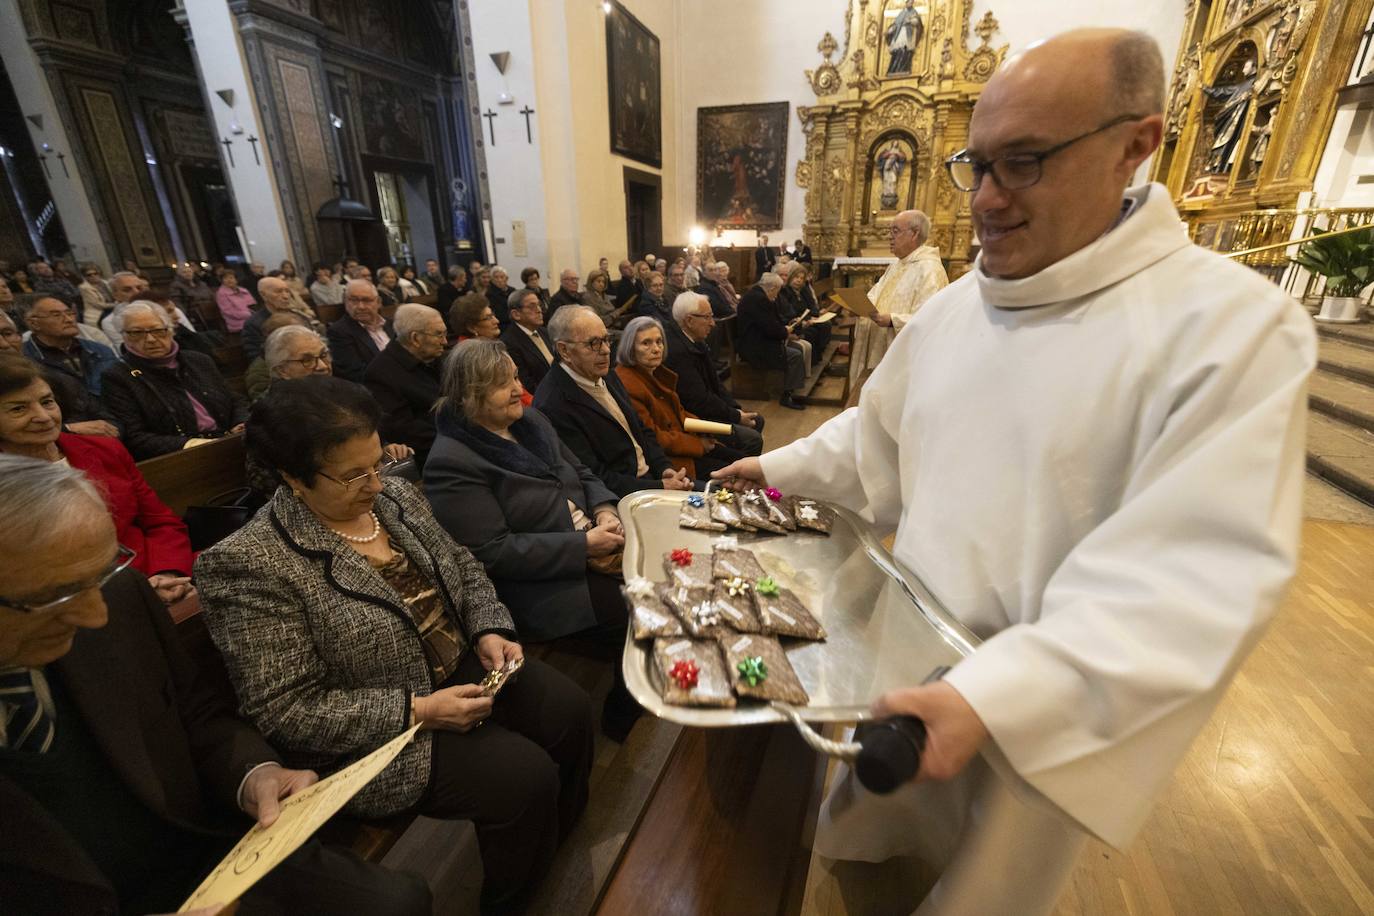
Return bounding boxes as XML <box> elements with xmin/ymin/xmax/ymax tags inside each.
<box><xmin>849</xmin><ymin>244</ymin><xmax>948</xmax><ymax>386</ymax></box>
<box><xmin>761</xmin><ymin>183</ymin><xmax>1314</xmax><ymax>913</ymax></box>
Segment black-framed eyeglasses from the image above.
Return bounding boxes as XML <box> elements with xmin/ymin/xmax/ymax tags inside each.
<box><xmin>569</xmin><ymin>336</ymin><xmax>611</xmax><ymax>352</ymax></box>
<box><xmin>944</xmin><ymin>114</ymin><xmax>1146</xmax><ymax>193</ymax></box>
<box><xmin>687</xmin><ymin>312</ymin><xmax>715</xmax><ymax>323</ymax></box>
<box><xmin>0</xmin><ymin>545</ymin><xmax>136</xmax><ymax>615</ymax></box>
<box><xmin>287</xmin><ymin>349</ymin><xmax>331</xmax><ymax>370</ymax></box>
<box><xmin>317</xmin><ymin>456</ymin><xmax>400</xmax><ymax>490</ymax></box>
<box><xmin>123</xmin><ymin>327</ymin><xmax>174</xmax><ymax>341</ymax></box>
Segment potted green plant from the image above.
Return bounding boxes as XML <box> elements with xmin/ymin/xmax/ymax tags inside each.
<box><xmin>1291</xmin><ymin>226</ymin><xmax>1373</xmax><ymax>323</ymax></box>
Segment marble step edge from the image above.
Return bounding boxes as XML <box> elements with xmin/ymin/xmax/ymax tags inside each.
<box><xmin>1315</xmin><ymin>322</ymin><xmax>1374</xmax><ymax>352</ymax></box>
<box><xmin>1317</xmin><ymin>354</ymin><xmax>1374</xmax><ymax>388</ymax></box>
<box><xmin>1307</xmin><ymin>453</ymin><xmax>1374</xmax><ymax>507</ymax></box>
<box><xmin>1309</xmin><ymin>387</ymin><xmax>1374</xmax><ymax>435</ymax></box>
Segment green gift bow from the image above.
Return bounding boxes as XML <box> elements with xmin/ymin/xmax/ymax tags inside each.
<box><xmin>755</xmin><ymin>576</ymin><xmax>779</xmax><ymax>596</ymax></box>
<box><xmin>738</xmin><ymin>656</ymin><xmax>768</xmax><ymax>686</ymax></box>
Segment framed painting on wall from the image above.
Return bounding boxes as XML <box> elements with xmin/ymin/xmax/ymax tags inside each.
<box><xmin>606</xmin><ymin>2</ymin><xmax>661</xmax><ymax>168</ymax></box>
<box><xmin>696</xmin><ymin>102</ymin><xmax>789</xmax><ymax>231</ymax></box>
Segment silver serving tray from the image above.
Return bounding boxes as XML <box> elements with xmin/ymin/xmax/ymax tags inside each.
<box><xmin>619</xmin><ymin>490</ymin><xmax>980</xmax><ymax>727</ymax></box>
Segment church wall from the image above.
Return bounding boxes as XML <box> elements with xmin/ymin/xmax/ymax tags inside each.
<box><xmin>473</xmin><ymin>0</ymin><xmax>683</xmax><ymax>278</ymax></box>
<box><xmin>669</xmin><ymin>0</ymin><xmax>1185</xmax><ymax>250</ymax></box>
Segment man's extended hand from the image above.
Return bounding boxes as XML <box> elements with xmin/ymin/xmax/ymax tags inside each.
<box><xmin>241</xmin><ymin>764</ymin><xmax>318</xmax><ymax>828</ymax></box>
<box><xmin>709</xmin><ymin>457</ymin><xmax>766</xmax><ymax>491</ymax></box>
<box><xmin>872</xmin><ymin>681</ymin><xmax>988</xmax><ymax>783</ymax></box>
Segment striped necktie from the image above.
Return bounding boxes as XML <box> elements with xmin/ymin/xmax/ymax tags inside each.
<box><xmin>0</xmin><ymin>667</ymin><xmax>54</xmax><ymax>753</ymax></box>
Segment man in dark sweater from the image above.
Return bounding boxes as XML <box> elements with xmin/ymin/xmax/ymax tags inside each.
<box><xmin>663</xmin><ymin>293</ymin><xmax>763</xmax><ymax>455</ymax></box>
<box><xmin>0</xmin><ymin>456</ymin><xmax>428</xmax><ymax>916</ymax></box>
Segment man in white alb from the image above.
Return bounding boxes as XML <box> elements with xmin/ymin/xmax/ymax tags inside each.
<box><xmin>716</xmin><ymin>29</ymin><xmax>1314</xmax><ymax>915</ymax></box>
<box><xmin>849</xmin><ymin>208</ymin><xmax>947</xmax><ymax>390</ymax></box>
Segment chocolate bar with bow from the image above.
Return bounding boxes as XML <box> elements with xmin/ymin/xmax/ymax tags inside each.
<box><xmin>652</xmin><ymin>637</ymin><xmax>736</xmax><ymax>707</ymax></box>
<box><xmin>752</xmin><ymin>581</ymin><xmax>826</xmax><ymax>640</ymax></box>
<box><xmin>718</xmin><ymin>633</ymin><xmax>809</xmax><ymax>705</ymax></box>
<box><xmin>786</xmin><ymin>496</ymin><xmax>835</xmax><ymax>535</ymax></box>
<box><xmin>622</xmin><ymin>577</ymin><xmax>685</xmax><ymax>640</ymax></box>
<box><xmin>663</xmin><ymin>548</ymin><xmax>713</xmax><ymax>588</ymax></box>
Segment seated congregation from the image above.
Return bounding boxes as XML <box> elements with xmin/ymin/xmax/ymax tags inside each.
<box><xmin>0</xmin><ymin>244</ymin><xmax>797</xmax><ymax>912</ymax></box>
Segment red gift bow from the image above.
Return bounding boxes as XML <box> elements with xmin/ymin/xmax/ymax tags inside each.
<box><xmin>670</xmin><ymin>659</ymin><xmax>700</xmax><ymax>688</ymax></box>
<box><xmin>670</xmin><ymin>547</ymin><xmax>694</xmax><ymax>566</ymax></box>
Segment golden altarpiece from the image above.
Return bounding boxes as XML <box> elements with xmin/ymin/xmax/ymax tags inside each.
<box><xmin>1152</xmin><ymin>0</ymin><xmax>1374</xmax><ymax>265</ymax></box>
<box><xmin>795</xmin><ymin>0</ymin><xmax>1008</xmax><ymax>278</ymax></box>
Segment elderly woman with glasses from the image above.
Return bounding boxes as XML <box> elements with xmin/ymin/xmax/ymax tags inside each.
<box><xmin>195</xmin><ymin>375</ymin><xmax>592</xmax><ymax>912</ymax></box>
<box><xmin>101</xmin><ymin>301</ymin><xmax>248</xmax><ymax>459</ymax></box>
<box><xmin>424</xmin><ymin>339</ymin><xmax>641</xmax><ymax>739</ymax></box>
<box><xmin>0</xmin><ymin>353</ymin><xmax>194</xmax><ymax>604</ymax></box>
<box><xmin>614</xmin><ymin>316</ymin><xmax>745</xmax><ymax>480</ymax></box>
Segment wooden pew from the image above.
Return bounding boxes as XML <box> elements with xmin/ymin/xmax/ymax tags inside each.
<box><xmin>137</xmin><ymin>435</ymin><xmax>247</xmax><ymax>516</ymax></box>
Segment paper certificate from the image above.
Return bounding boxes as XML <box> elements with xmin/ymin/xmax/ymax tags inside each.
<box><xmin>827</xmin><ymin>287</ymin><xmax>878</xmax><ymax>318</ymax></box>
<box><xmin>683</xmin><ymin>417</ymin><xmax>734</xmax><ymax>436</ymax></box>
<box><xmin>179</xmin><ymin>725</ymin><xmax>422</xmax><ymax>911</ymax></box>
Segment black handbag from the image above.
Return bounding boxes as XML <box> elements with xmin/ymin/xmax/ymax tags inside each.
<box><xmin>183</xmin><ymin>487</ymin><xmax>256</xmax><ymax>551</ymax></box>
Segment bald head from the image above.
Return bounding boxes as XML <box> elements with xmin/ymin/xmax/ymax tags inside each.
<box><xmin>258</xmin><ymin>275</ymin><xmax>293</xmax><ymax>312</ymax></box>
<box><xmin>966</xmin><ymin>28</ymin><xmax>1164</xmax><ymax>280</ymax></box>
<box><xmin>344</xmin><ymin>278</ymin><xmax>382</xmax><ymax>326</ymax></box>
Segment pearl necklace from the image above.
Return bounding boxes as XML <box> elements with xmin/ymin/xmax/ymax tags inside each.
<box><xmin>334</xmin><ymin>511</ymin><xmax>382</xmax><ymax>543</ymax></box>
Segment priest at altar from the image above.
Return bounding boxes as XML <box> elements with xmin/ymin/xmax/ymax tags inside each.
<box><xmin>848</xmin><ymin>208</ymin><xmax>948</xmax><ymax>389</ymax></box>
<box><xmin>715</xmin><ymin>28</ymin><xmax>1313</xmax><ymax>915</ymax></box>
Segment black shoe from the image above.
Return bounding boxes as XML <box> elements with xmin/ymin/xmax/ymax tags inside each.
<box><xmin>779</xmin><ymin>393</ymin><xmax>805</xmax><ymax>410</ymax></box>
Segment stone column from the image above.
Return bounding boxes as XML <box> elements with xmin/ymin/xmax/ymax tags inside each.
<box><xmin>173</xmin><ymin>0</ymin><xmax>294</xmax><ymax>267</ymax></box>
<box><xmin>0</xmin><ymin>0</ymin><xmax>112</xmax><ymax>268</ymax></box>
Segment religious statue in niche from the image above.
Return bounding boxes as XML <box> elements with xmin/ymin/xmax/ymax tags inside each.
<box><xmin>1202</xmin><ymin>58</ymin><xmax>1256</xmax><ymax>175</ymax></box>
<box><xmin>885</xmin><ymin>0</ymin><xmax>924</xmax><ymax>76</ymax></box>
<box><xmin>875</xmin><ymin>140</ymin><xmax>908</xmax><ymax>209</ymax></box>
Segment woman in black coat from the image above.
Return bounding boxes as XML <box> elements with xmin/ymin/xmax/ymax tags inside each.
<box><xmin>424</xmin><ymin>338</ymin><xmax>641</xmax><ymax>739</ymax></box>
<box><xmin>101</xmin><ymin>302</ymin><xmax>248</xmax><ymax>458</ymax></box>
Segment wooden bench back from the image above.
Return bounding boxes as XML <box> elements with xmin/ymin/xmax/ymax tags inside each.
<box><xmin>137</xmin><ymin>435</ymin><xmax>247</xmax><ymax>515</ymax></box>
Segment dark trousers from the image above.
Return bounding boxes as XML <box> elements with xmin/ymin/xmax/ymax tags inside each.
<box><xmin>421</xmin><ymin>653</ymin><xmax>593</xmax><ymax>913</ymax></box>
<box><xmin>782</xmin><ymin>343</ymin><xmax>806</xmax><ymax>392</ymax></box>
<box><xmin>725</xmin><ymin>422</ymin><xmax>764</xmax><ymax>457</ymax></box>
<box><xmin>241</xmin><ymin>840</ymin><xmax>432</xmax><ymax>916</ymax></box>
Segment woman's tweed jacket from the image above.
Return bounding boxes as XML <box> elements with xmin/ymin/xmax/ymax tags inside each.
<box><xmin>194</xmin><ymin>477</ymin><xmax>517</xmax><ymax>817</ymax></box>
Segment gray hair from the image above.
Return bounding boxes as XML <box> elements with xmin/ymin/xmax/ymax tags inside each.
<box><xmin>490</xmin><ymin>265</ymin><xmax>508</xmax><ymax>280</ymax></box>
<box><xmin>447</xmin><ymin>265</ymin><xmax>465</xmax><ymax>280</ymax></box>
<box><xmin>265</xmin><ymin>325</ymin><xmax>323</xmax><ymax>372</ymax></box>
<box><xmin>671</xmin><ymin>291</ymin><xmax>706</xmax><ymax>324</ymax></box>
<box><xmin>546</xmin><ymin>304</ymin><xmax>600</xmax><ymax>344</ymax></box>
<box><xmin>113</xmin><ymin>300</ymin><xmax>172</xmax><ymax>332</ymax></box>
<box><xmin>345</xmin><ymin>278</ymin><xmax>377</xmax><ymax>298</ymax></box>
<box><xmin>110</xmin><ymin>270</ymin><xmax>138</xmax><ymax>282</ymax></box>
<box><xmin>616</xmin><ymin>316</ymin><xmax>664</xmax><ymax>366</ymax></box>
<box><xmin>0</xmin><ymin>454</ymin><xmax>107</xmax><ymax>553</ymax></box>
<box><xmin>393</xmin><ymin>303</ymin><xmax>441</xmax><ymax>340</ymax></box>
<box><xmin>774</xmin><ymin>260</ymin><xmax>797</xmax><ymax>281</ymax></box>
<box><xmin>758</xmin><ymin>272</ymin><xmax>783</xmax><ymax>292</ymax></box>
<box><xmin>508</xmin><ymin>287</ymin><xmax>538</xmax><ymax>313</ymax></box>
<box><xmin>1110</xmin><ymin>31</ymin><xmax>1166</xmax><ymax>115</ymax></box>
<box><xmin>439</xmin><ymin>338</ymin><xmax>516</xmax><ymax>421</ymax></box>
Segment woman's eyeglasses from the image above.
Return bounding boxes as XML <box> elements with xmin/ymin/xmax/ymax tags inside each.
<box><xmin>317</xmin><ymin>456</ymin><xmax>401</xmax><ymax>490</ymax></box>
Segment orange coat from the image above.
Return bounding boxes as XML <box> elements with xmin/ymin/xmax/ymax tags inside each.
<box><xmin>615</xmin><ymin>363</ymin><xmax>703</xmax><ymax>478</ymax></box>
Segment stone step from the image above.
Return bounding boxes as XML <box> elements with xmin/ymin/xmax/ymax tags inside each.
<box><xmin>1309</xmin><ymin>371</ymin><xmax>1374</xmax><ymax>435</ymax></box>
<box><xmin>1306</xmin><ymin>412</ymin><xmax>1374</xmax><ymax>506</ymax></box>
<box><xmin>1317</xmin><ymin>337</ymin><xmax>1374</xmax><ymax>387</ymax></box>
<box><xmin>1315</xmin><ymin>321</ymin><xmax>1374</xmax><ymax>352</ymax></box>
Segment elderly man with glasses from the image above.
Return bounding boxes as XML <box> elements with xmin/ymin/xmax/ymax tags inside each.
<box><xmin>533</xmin><ymin>305</ymin><xmax>692</xmax><ymax>496</ymax></box>
<box><xmin>713</xmin><ymin>29</ymin><xmax>1315</xmax><ymax>914</ymax></box>
<box><xmin>0</xmin><ymin>456</ymin><xmax>431</xmax><ymax>915</ymax></box>
<box><xmin>848</xmin><ymin>208</ymin><xmax>948</xmax><ymax>391</ymax></box>
<box><xmin>364</xmin><ymin>304</ymin><xmax>448</xmax><ymax>468</ymax></box>
<box><xmin>327</xmin><ymin>279</ymin><xmax>395</xmax><ymax>383</ymax></box>
<box><xmin>21</xmin><ymin>297</ymin><xmax>121</xmax><ymax>401</ymax></box>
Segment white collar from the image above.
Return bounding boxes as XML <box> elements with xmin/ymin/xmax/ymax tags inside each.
<box><xmin>974</xmin><ymin>183</ymin><xmax>1189</xmax><ymax>310</ymax></box>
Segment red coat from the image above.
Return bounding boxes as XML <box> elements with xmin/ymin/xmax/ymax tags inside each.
<box><xmin>58</xmin><ymin>433</ymin><xmax>194</xmax><ymax>576</ymax></box>
<box><xmin>615</xmin><ymin>363</ymin><xmax>703</xmax><ymax>478</ymax></box>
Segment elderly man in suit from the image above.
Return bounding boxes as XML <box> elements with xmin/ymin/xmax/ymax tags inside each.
<box><xmin>0</xmin><ymin>455</ymin><xmax>429</xmax><ymax>915</ymax></box>
<box><xmin>243</xmin><ymin>275</ymin><xmax>325</xmax><ymax>362</ymax></box>
<box><xmin>327</xmin><ymin>279</ymin><xmax>395</xmax><ymax>382</ymax></box>
<box><xmin>499</xmin><ymin>288</ymin><xmax>556</xmax><ymax>393</ymax></box>
<box><xmin>532</xmin><ymin>305</ymin><xmax>692</xmax><ymax>497</ymax></box>
<box><xmin>364</xmin><ymin>304</ymin><xmax>447</xmax><ymax>468</ymax></box>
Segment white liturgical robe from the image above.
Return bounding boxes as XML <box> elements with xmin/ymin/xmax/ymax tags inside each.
<box><xmin>849</xmin><ymin>244</ymin><xmax>948</xmax><ymax>386</ymax></box>
<box><xmin>761</xmin><ymin>184</ymin><xmax>1315</xmax><ymax>914</ymax></box>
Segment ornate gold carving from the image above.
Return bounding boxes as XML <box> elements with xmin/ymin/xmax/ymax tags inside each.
<box><xmin>807</xmin><ymin>32</ymin><xmax>844</xmax><ymax>96</ymax></box>
<box><xmin>824</xmin><ymin>154</ymin><xmax>848</xmax><ymax>211</ymax></box>
<box><xmin>865</xmin><ymin>17</ymin><xmax>880</xmax><ymax>49</ymax></box>
<box><xmin>1165</xmin><ymin>43</ymin><xmax>1201</xmax><ymax>138</ymax></box>
<box><xmin>964</xmin><ymin>47</ymin><xmax>997</xmax><ymax>82</ymax></box>
<box><xmin>796</xmin><ymin>160</ymin><xmax>812</xmax><ymax>189</ymax></box>
<box><xmin>973</xmin><ymin>11</ymin><xmax>999</xmax><ymax>46</ymax></box>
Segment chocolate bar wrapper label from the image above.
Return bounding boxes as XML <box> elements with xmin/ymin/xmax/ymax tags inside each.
<box><xmin>662</xmin><ymin>551</ymin><xmax>714</xmax><ymax>588</ymax></box>
<box><xmin>652</xmin><ymin>637</ymin><xmax>736</xmax><ymax>707</ymax></box>
<box><xmin>712</xmin><ymin>547</ymin><xmax>768</xmax><ymax>582</ymax></box>
<box><xmin>786</xmin><ymin>496</ymin><xmax>835</xmax><ymax>535</ymax></box>
<box><xmin>664</xmin><ymin>585</ymin><xmax>731</xmax><ymax>638</ymax></box>
<box><xmin>711</xmin><ymin>581</ymin><xmax>762</xmax><ymax>633</ymax></box>
<box><xmin>718</xmin><ymin>633</ymin><xmax>810</xmax><ymax>705</ymax></box>
<box><xmin>679</xmin><ymin>499</ymin><xmax>727</xmax><ymax>532</ymax></box>
<box><xmin>709</xmin><ymin>494</ymin><xmax>754</xmax><ymax>531</ymax></box>
<box><xmin>624</xmin><ymin>583</ymin><xmax>684</xmax><ymax>639</ymax></box>
<box><xmin>754</xmin><ymin>587</ymin><xmax>827</xmax><ymax>640</ymax></box>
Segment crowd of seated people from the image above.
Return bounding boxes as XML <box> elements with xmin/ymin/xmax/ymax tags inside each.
<box><xmin>0</xmin><ymin>245</ymin><xmax>813</xmax><ymax>912</ymax></box>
